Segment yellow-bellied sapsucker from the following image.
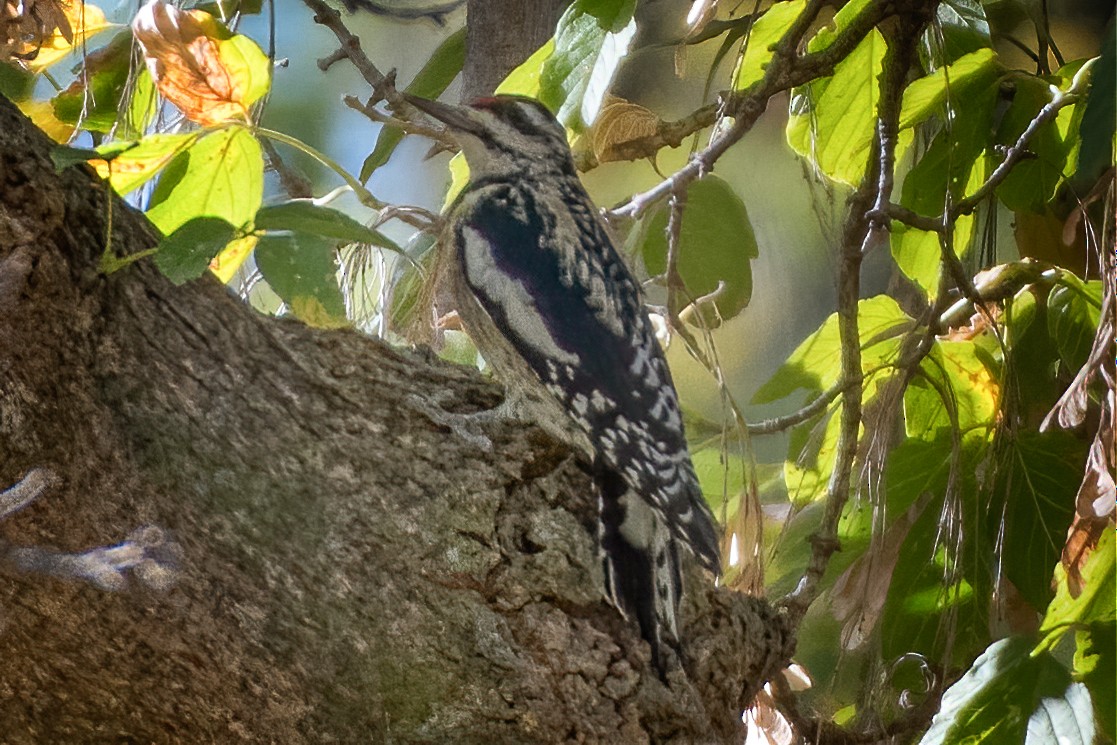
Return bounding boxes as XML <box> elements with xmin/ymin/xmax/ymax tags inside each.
<box><xmin>405</xmin><ymin>93</ymin><xmax>720</xmax><ymax>671</ymax></box>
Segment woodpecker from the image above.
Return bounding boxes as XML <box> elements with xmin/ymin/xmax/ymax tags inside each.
<box><xmin>404</xmin><ymin>93</ymin><xmax>720</xmax><ymax>671</ymax></box>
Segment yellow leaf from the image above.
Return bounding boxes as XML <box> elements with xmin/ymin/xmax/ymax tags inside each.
<box><xmin>591</xmin><ymin>95</ymin><xmax>658</xmax><ymax>162</ymax></box>
<box><xmin>132</xmin><ymin>1</ymin><xmax>270</xmax><ymax>126</ymax></box>
<box><xmin>495</xmin><ymin>39</ymin><xmax>555</xmax><ymax>98</ymax></box>
<box><xmin>22</xmin><ymin>1</ymin><xmax>112</xmax><ymax>71</ymax></box>
<box><xmin>91</xmin><ymin>132</ymin><xmax>201</xmax><ymax>195</ymax></box>
<box><xmin>17</xmin><ymin>100</ymin><xmax>75</xmax><ymax>142</ymax></box>
<box><xmin>441</xmin><ymin>152</ymin><xmax>470</xmax><ymax>212</ymax></box>
<box><xmin>288</xmin><ymin>296</ymin><xmax>350</xmax><ymax>329</ymax></box>
<box><xmin>209</xmin><ymin>233</ymin><xmax>257</xmax><ymax>284</ymax></box>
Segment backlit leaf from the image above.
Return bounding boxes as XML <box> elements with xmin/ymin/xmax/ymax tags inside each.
<box><xmin>891</xmin><ymin>75</ymin><xmax>997</xmax><ymax>297</ymax></box>
<box><xmin>753</xmin><ymin>295</ymin><xmax>912</xmax><ymax>403</ymax></box>
<box><xmin>898</xmin><ymin>48</ymin><xmax>997</xmax><ymax>129</ymax></box>
<box><xmin>539</xmin><ymin>0</ymin><xmax>637</xmax><ymax>131</ymax></box>
<box><xmin>133</xmin><ymin>1</ymin><xmax>270</xmax><ymax>126</ymax></box>
<box><xmin>905</xmin><ymin>339</ymin><xmax>1000</xmax><ymax>439</ymax></box>
<box><xmin>90</xmin><ymin>132</ymin><xmax>201</xmax><ymax>195</ymax></box>
<box><xmin>22</xmin><ymin>1</ymin><xmax>112</xmax><ymax>71</ymax></box>
<box><xmin>209</xmin><ymin>234</ymin><xmax>257</xmax><ymax>284</ymax></box>
<box><xmin>146</xmin><ymin>125</ymin><xmax>263</xmax><ymax>234</ymax></box>
<box><xmin>496</xmin><ymin>38</ymin><xmax>556</xmax><ymax>97</ymax></box>
<box><xmin>732</xmin><ymin>0</ymin><xmax>806</xmax><ymax>91</ymax></box>
<box><xmin>1073</xmin><ymin>622</ymin><xmax>1116</xmax><ymax>739</ymax></box>
<box><xmin>1041</xmin><ymin>530</ymin><xmax>1115</xmax><ymax>640</ymax></box>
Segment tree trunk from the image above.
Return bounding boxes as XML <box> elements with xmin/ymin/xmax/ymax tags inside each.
<box><xmin>0</xmin><ymin>95</ymin><xmax>789</xmax><ymax>743</ymax></box>
<box><xmin>461</xmin><ymin>0</ymin><xmax>568</xmax><ymax>100</ymax></box>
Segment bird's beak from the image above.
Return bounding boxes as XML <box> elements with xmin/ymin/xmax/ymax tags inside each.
<box><xmin>401</xmin><ymin>92</ymin><xmax>484</xmax><ymax>136</ymax></box>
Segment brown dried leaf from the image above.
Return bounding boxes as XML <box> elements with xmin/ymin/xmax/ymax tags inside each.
<box><xmin>591</xmin><ymin>95</ymin><xmax>659</xmax><ymax>163</ymax></box>
<box><xmin>1061</xmin><ymin>397</ymin><xmax>1116</xmax><ymax>597</ymax></box>
<box><xmin>132</xmin><ymin>2</ymin><xmax>251</xmax><ymax>125</ymax></box>
<box><xmin>831</xmin><ymin>492</ymin><xmax>932</xmax><ymax>649</ymax></box>
<box><xmin>4</xmin><ymin>0</ymin><xmax>108</xmax><ymax>68</ymax></box>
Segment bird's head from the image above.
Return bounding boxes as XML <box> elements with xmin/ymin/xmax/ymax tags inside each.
<box><xmin>403</xmin><ymin>93</ymin><xmax>575</xmax><ymax>178</ymax></box>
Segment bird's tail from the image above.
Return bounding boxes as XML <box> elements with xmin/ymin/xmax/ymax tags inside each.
<box><xmin>595</xmin><ymin>463</ymin><xmax>683</xmax><ymax>677</ymax></box>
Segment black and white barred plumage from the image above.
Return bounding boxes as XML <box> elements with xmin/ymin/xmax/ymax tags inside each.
<box><xmin>406</xmin><ymin>93</ymin><xmax>720</xmax><ymax>670</ymax></box>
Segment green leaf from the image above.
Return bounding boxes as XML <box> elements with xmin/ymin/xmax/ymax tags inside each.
<box><xmin>891</xmin><ymin>76</ymin><xmax>997</xmax><ymax>297</ymax></box>
<box><xmin>1074</xmin><ymin>622</ymin><xmax>1116</xmax><ymax>739</ymax></box>
<box><xmin>218</xmin><ymin>34</ymin><xmax>271</xmax><ymax>110</ymax></box>
<box><xmin>496</xmin><ymin>38</ymin><xmax>556</xmax><ymax>97</ymax></box>
<box><xmin>995</xmin><ymin>65</ymin><xmax>1089</xmax><ymax>211</ymax></box>
<box><xmin>360</xmin><ymin>28</ymin><xmax>466</xmax><ymax>183</ymax></box>
<box><xmin>898</xmin><ymin>48</ymin><xmax>997</xmax><ymax>130</ymax></box>
<box><xmin>920</xmin><ymin>637</ymin><xmax>1096</xmax><ymax>745</ymax></box>
<box><xmin>783</xmin><ymin>404</ymin><xmax>844</xmax><ymax>506</ymax></box>
<box><xmin>1003</xmin><ymin>286</ymin><xmax>1066</xmax><ymax>419</ymax></box>
<box><xmin>889</xmin><ymin>223</ymin><xmax>945</xmax><ymax>297</ymax></box>
<box><xmin>786</xmin><ymin>27</ymin><xmax>886</xmax><ymax>185</ymax></box>
<box><xmin>255</xmin><ymin>232</ymin><xmax>346</xmax><ymax>326</ymax></box>
<box><xmin>989</xmin><ymin>431</ymin><xmax>1084</xmax><ymax>611</ymax></box>
<box><xmin>50</xmin><ymin>145</ymin><xmax>103</xmax><ymax>171</ymax></box>
<box><xmin>90</xmin><ymin>132</ymin><xmax>203</xmax><ymax>195</ymax></box>
<box><xmin>934</xmin><ymin>0</ymin><xmax>992</xmax><ymax>62</ymax></box>
<box><xmin>905</xmin><ymin>338</ymin><xmax>1000</xmax><ymax>439</ymax></box>
<box><xmin>690</xmin><ymin>447</ymin><xmax>746</xmax><ymax>517</ymax></box>
<box><xmin>1041</xmin><ymin>530</ymin><xmax>1116</xmax><ymax>639</ymax></box>
<box><xmin>1047</xmin><ymin>279</ymin><xmax>1102</xmax><ymax>373</ymax></box>
<box><xmin>878</xmin><ymin>434</ymin><xmax>988</xmax><ymax>661</ymax></box>
<box><xmin>752</xmin><ymin>295</ymin><xmax>912</xmax><ymax>403</ymax></box>
<box><xmin>539</xmin><ymin>0</ymin><xmax>637</xmax><ymax>131</ymax></box>
<box><xmin>786</xmin><ymin>0</ymin><xmax>889</xmax><ymax>185</ymax></box>
<box><xmin>254</xmin><ymin>200</ymin><xmax>403</xmax><ymax>252</ymax></box>
<box><xmin>153</xmin><ymin>216</ymin><xmax>238</xmax><ymax>284</ymax></box>
<box><xmin>146</xmin><ymin>125</ymin><xmax>264</xmax><ymax>235</ymax></box>
<box><xmin>52</xmin><ymin>31</ymin><xmax>138</xmax><ymax>134</ymax></box>
<box><xmin>1069</xmin><ymin>33</ymin><xmax>1114</xmax><ymax>194</ymax></box>
<box><xmin>127</xmin><ymin>68</ymin><xmax>158</xmax><ymax>138</ymax></box>
<box><xmin>640</xmin><ymin>175</ymin><xmax>758</xmax><ymax>323</ymax></box>
<box><xmin>804</xmin><ymin>0</ymin><xmax>872</xmax><ymax>53</ymax></box>
<box><xmin>732</xmin><ymin>0</ymin><xmax>807</xmax><ymax>91</ymax></box>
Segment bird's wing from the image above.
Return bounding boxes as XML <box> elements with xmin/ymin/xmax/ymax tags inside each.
<box><xmin>453</xmin><ymin>182</ymin><xmax>719</xmax><ymax>571</ymax></box>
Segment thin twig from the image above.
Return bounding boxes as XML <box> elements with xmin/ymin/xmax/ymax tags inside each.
<box><xmin>874</xmin><ymin>64</ymin><xmax>1094</xmax><ymax>231</ymax></box>
<box><xmin>609</xmin><ymin>0</ymin><xmax>891</xmax><ymax>218</ymax></box>
<box><xmin>745</xmin><ymin>382</ymin><xmax>847</xmax><ymax>435</ymax></box>
<box><xmin>779</xmin><ymin>6</ymin><xmax>930</xmax><ymax>628</ymax></box>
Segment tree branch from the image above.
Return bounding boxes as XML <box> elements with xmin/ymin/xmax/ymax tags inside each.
<box><xmin>779</xmin><ymin>4</ymin><xmax>932</xmax><ymax>628</ymax></box>
<box><xmin>609</xmin><ymin>0</ymin><xmax>893</xmax><ymax>218</ymax></box>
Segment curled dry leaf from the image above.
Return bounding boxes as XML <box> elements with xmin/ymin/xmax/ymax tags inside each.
<box><xmin>3</xmin><ymin>0</ymin><xmax>109</xmax><ymax>69</ymax></box>
<box><xmin>591</xmin><ymin>95</ymin><xmax>659</xmax><ymax>163</ymax></box>
<box><xmin>1060</xmin><ymin>394</ymin><xmax>1116</xmax><ymax>597</ymax></box>
<box><xmin>830</xmin><ymin>492</ymin><xmax>933</xmax><ymax>650</ymax></box>
<box><xmin>132</xmin><ymin>0</ymin><xmax>269</xmax><ymax>126</ymax></box>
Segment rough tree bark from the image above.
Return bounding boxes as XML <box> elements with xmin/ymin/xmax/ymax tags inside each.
<box><xmin>461</xmin><ymin>0</ymin><xmax>567</xmax><ymax>101</ymax></box>
<box><xmin>0</xmin><ymin>93</ymin><xmax>790</xmax><ymax>743</ymax></box>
